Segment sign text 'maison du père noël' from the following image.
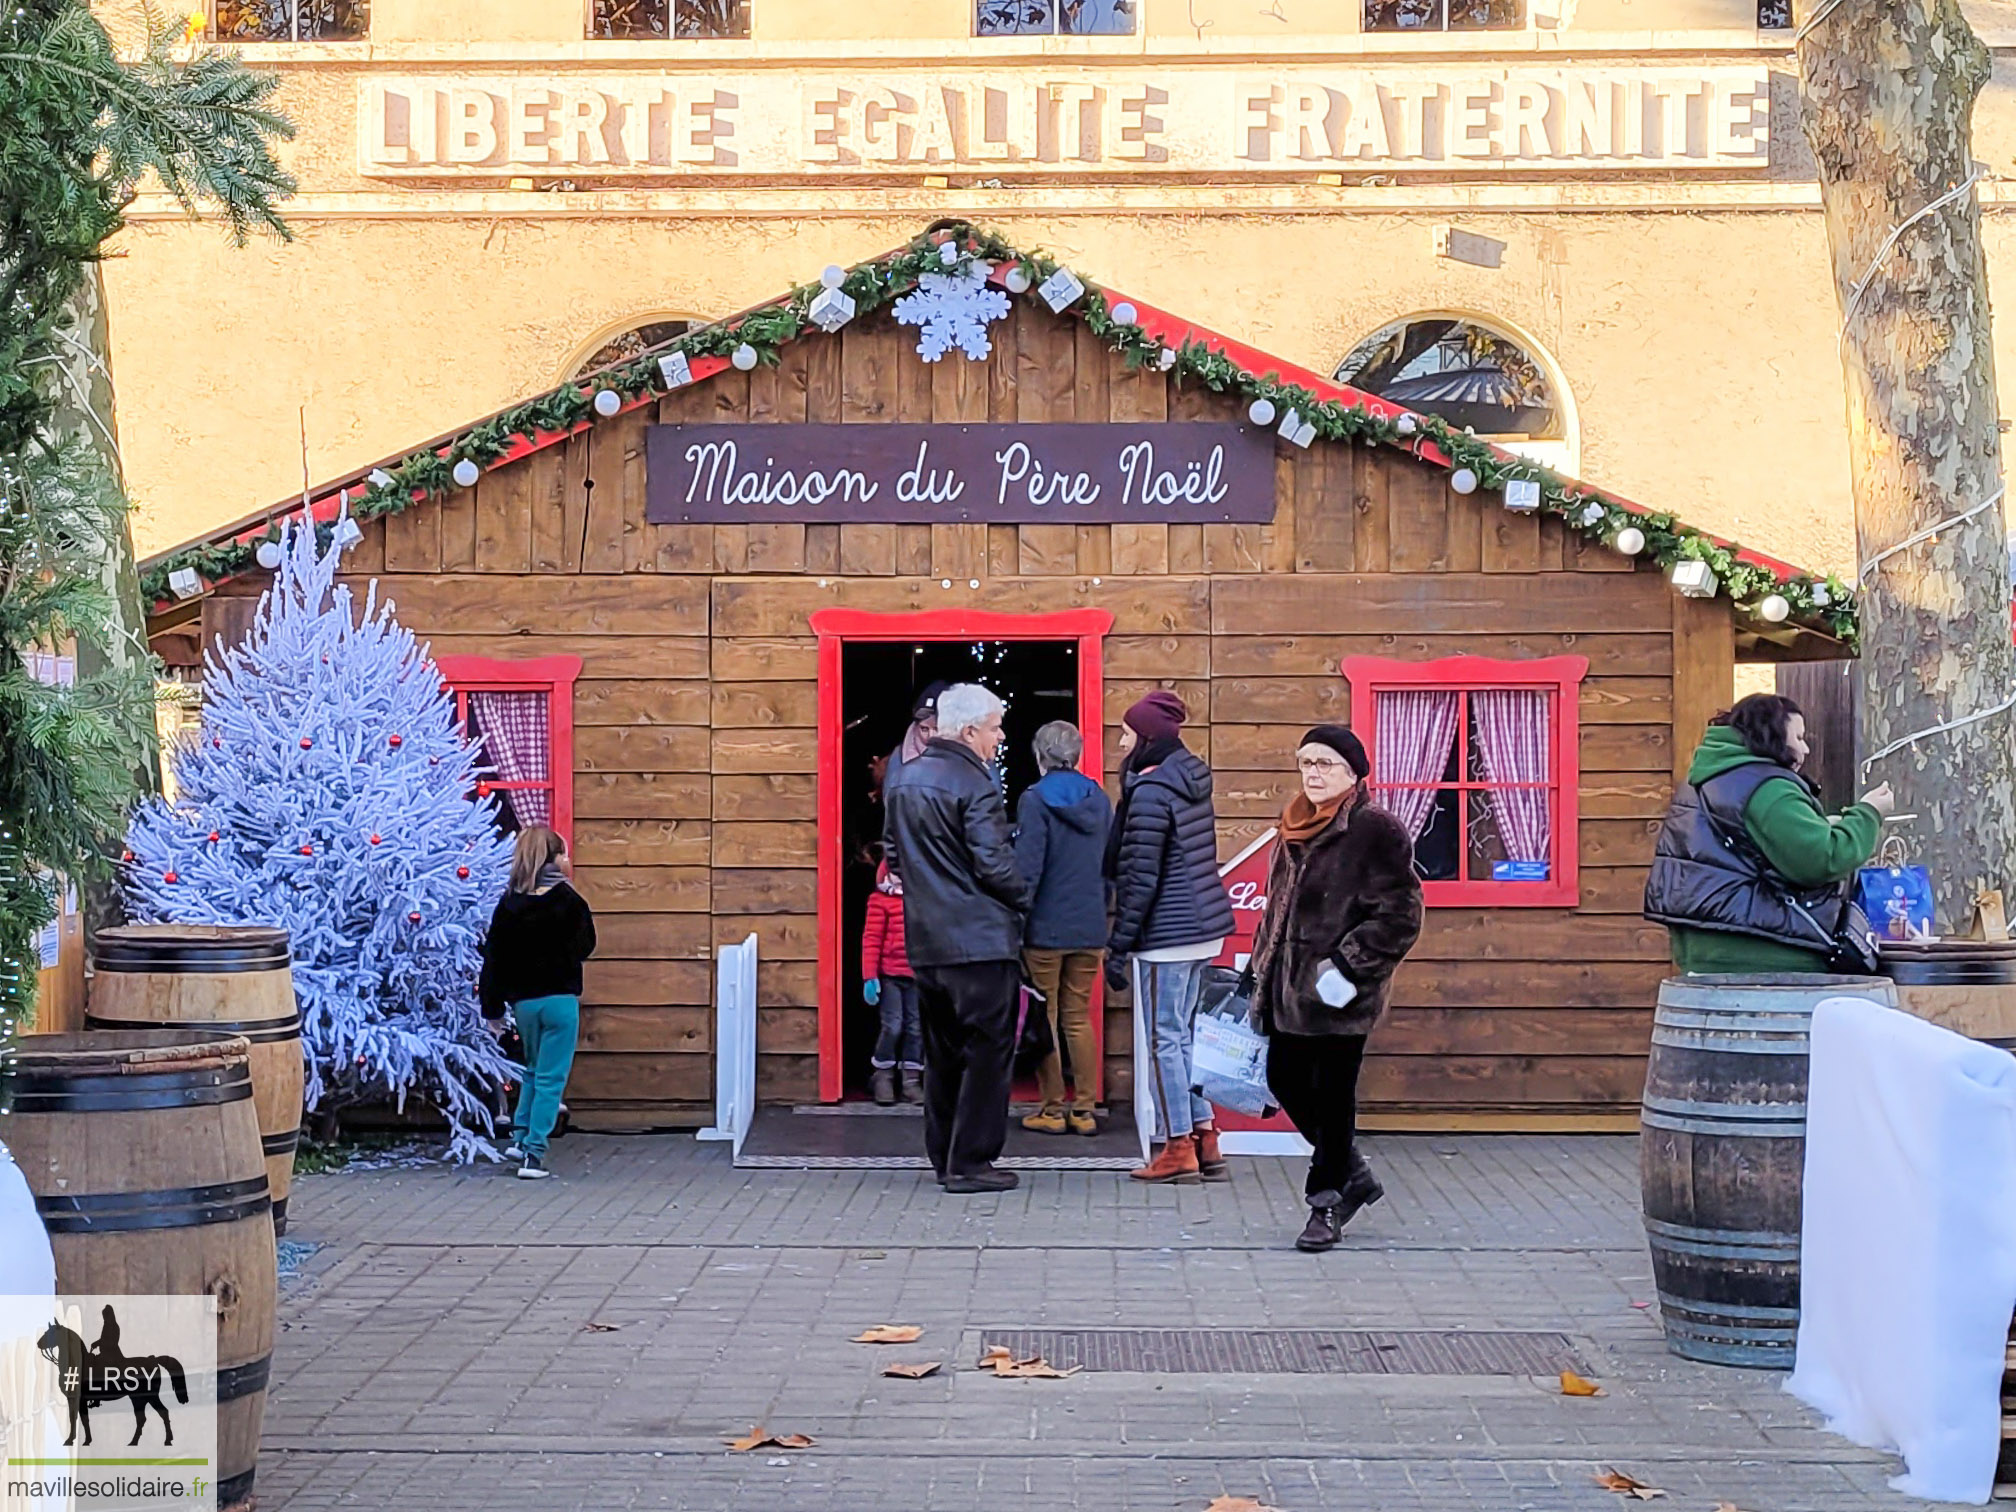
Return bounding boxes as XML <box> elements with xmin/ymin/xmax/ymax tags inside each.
<box><xmin>643</xmin><ymin>423</ymin><xmax>1276</xmax><ymax>525</ymax></box>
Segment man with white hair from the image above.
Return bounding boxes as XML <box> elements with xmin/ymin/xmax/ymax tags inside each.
<box><xmin>882</xmin><ymin>682</ymin><xmax>1033</xmax><ymax>1193</ymax></box>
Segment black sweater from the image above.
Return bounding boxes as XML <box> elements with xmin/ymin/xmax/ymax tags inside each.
<box><xmin>478</xmin><ymin>883</ymin><xmax>597</xmax><ymax>1018</ymax></box>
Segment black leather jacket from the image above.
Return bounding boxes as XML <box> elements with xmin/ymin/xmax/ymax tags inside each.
<box><xmin>882</xmin><ymin>739</ymin><xmax>1033</xmax><ymax>967</ymax></box>
<box><xmin>1643</xmin><ymin>763</ymin><xmax>1854</xmax><ymax>955</ymax></box>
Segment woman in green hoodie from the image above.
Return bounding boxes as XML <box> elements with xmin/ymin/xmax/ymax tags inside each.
<box><xmin>1644</xmin><ymin>693</ymin><xmax>1893</xmax><ymax>973</ymax></box>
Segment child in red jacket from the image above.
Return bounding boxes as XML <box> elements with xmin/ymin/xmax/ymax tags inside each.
<box><xmin>861</xmin><ymin>857</ymin><xmax>922</xmax><ymax>1106</ymax></box>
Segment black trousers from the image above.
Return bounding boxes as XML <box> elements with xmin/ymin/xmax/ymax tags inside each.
<box><xmin>913</xmin><ymin>959</ymin><xmax>1021</xmax><ymax>1178</ymax></box>
<box><xmin>1264</xmin><ymin>1031</ymin><xmax>1369</xmax><ymax>1199</ymax></box>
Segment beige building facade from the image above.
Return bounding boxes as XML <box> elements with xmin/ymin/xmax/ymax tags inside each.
<box><xmin>96</xmin><ymin>0</ymin><xmax>2016</xmax><ymax>573</ymax></box>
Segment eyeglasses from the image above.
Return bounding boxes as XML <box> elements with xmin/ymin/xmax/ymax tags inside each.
<box><xmin>1296</xmin><ymin>758</ymin><xmax>1352</xmax><ymax>775</ymax></box>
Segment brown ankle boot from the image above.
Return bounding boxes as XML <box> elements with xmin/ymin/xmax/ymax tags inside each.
<box><xmin>1130</xmin><ymin>1135</ymin><xmax>1201</xmax><ymax>1184</ymax></box>
<box><xmin>1195</xmin><ymin>1123</ymin><xmax>1229</xmax><ymax>1182</ymax></box>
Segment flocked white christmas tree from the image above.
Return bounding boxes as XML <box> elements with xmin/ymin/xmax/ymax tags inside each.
<box><xmin>124</xmin><ymin>512</ymin><xmax>515</xmax><ymax>1160</ymax></box>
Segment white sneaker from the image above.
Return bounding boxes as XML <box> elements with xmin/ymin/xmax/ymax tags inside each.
<box><xmin>503</xmin><ymin>1143</ymin><xmax>524</xmax><ymax>1161</ymax></box>
<box><xmin>517</xmin><ymin>1156</ymin><xmax>552</xmax><ymax>1180</ymax></box>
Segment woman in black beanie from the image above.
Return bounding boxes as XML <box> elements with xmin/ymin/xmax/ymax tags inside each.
<box><xmin>1247</xmin><ymin>725</ymin><xmax>1423</xmax><ymax>1250</ymax></box>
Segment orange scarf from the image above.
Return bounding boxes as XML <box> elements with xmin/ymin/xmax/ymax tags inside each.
<box><xmin>1280</xmin><ymin>791</ymin><xmax>1348</xmax><ymax>843</ymax></box>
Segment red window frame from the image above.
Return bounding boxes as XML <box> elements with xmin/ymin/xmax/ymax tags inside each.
<box><xmin>809</xmin><ymin>607</ymin><xmax>1114</xmax><ymax>1103</ymax></box>
<box><xmin>1341</xmin><ymin>654</ymin><xmax>1588</xmax><ymax>908</ymax></box>
<box><xmin>433</xmin><ymin>654</ymin><xmax>582</xmax><ymax>848</ymax></box>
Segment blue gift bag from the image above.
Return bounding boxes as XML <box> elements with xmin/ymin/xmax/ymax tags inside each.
<box><xmin>1856</xmin><ymin>853</ymin><xmax>1935</xmax><ymax>941</ymax></box>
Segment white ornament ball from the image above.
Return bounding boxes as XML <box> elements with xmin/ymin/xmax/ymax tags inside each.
<box><xmin>1450</xmin><ymin>467</ymin><xmax>1479</xmax><ymax>495</ymax></box>
<box><xmin>1615</xmin><ymin>526</ymin><xmax>1647</xmax><ymax>556</ymax></box>
<box><xmin>820</xmin><ymin>264</ymin><xmax>847</xmax><ymax>289</ymax></box>
<box><xmin>1248</xmin><ymin>398</ymin><xmax>1277</xmax><ymax>427</ymax></box>
<box><xmin>1004</xmin><ymin>264</ymin><xmax>1032</xmax><ymax>294</ymax></box>
<box><xmin>452</xmin><ymin>458</ymin><xmax>480</xmax><ymax>488</ymax></box>
<box><xmin>255</xmin><ymin>540</ymin><xmax>283</xmax><ymax>569</ymax></box>
<box><xmin>1395</xmin><ymin>414</ymin><xmax>1418</xmax><ymax>436</ymax></box>
<box><xmin>1759</xmin><ymin>593</ymin><xmax>1792</xmax><ymax>623</ymax></box>
<box><xmin>1110</xmin><ymin>301</ymin><xmax>1138</xmax><ymax>326</ymax></box>
<box><xmin>593</xmin><ymin>388</ymin><xmax>622</xmax><ymax>417</ymax></box>
<box><xmin>732</xmin><ymin>342</ymin><xmax>760</xmax><ymax>371</ymax></box>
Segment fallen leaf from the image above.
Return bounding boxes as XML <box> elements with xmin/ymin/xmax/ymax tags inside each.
<box><xmin>1630</xmin><ymin>1300</ymin><xmax>1652</xmax><ymax>1310</ymax></box>
<box><xmin>1559</xmin><ymin>1369</ymin><xmax>1605</xmax><ymax>1397</ymax></box>
<box><xmin>725</xmin><ymin>1427</ymin><xmax>818</xmax><ymax>1452</ymax></box>
<box><xmin>977</xmin><ymin>1348</ymin><xmax>1081</xmax><ymax>1379</ymax></box>
<box><xmin>1594</xmin><ymin>1469</ymin><xmax>1665</xmax><ymax>1500</ymax></box>
<box><xmin>852</xmin><ymin>1325</ymin><xmax>924</xmax><ymax>1344</ymax></box>
<box><xmin>579</xmin><ymin>1321</ymin><xmax>622</xmax><ymax>1333</ymax></box>
<box><xmin>1714</xmin><ymin>1503</ymin><xmax>1746</xmax><ymax>1512</ymax></box>
<box><xmin>1204</xmin><ymin>1498</ymin><xmax>1286</xmax><ymax>1512</ymax></box>
<box><xmin>881</xmin><ymin>1361</ymin><xmax>943</xmax><ymax>1379</ymax></box>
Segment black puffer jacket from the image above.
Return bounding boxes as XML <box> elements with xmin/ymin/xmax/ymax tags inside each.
<box><xmin>1107</xmin><ymin>747</ymin><xmax>1236</xmax><ymax>956</ymax></box>
<box><xmin>883</xmin><ymin>739</ymin><xmax>1033</xmax><ymax>966</ymax></box>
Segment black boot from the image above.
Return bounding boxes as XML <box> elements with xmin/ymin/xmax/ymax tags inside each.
<box><xmin>1335</xmin><ymin>1153</ymin><xmax>1385</xmax><ymax>1226</ymax></box>
<box><xmin>1296</xmin><ymin>1193</ymin><xmax>1343</xmax><ymax>1252</ymax></box>
<box><xmin>871</xmin><ymin>1067</ymin><xmax>897</xmax><ymax>1106</ymax></box>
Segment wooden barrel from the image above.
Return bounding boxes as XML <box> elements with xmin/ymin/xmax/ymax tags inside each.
<box><xmin>1640</xmin><ymin>973</ymin><xmax>1899</xmax><ymax>1369</ymax></box>
<box><xmin>1880</xmin><ymin>940</ymin><xmax>2016</xmax><ymax>1050</ymax></box>
<box><xmin>6</xmin><ymin>1030</ymin><xmax>277</xmax><ymax>1509</ymax></box>
<box><xmin>87</xmin><ymin>925</ymin><xmax>302</xmax><ymax>1236</ymax></box>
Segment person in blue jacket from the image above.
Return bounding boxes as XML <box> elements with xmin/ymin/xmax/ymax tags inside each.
<box><xmin>1013</xmin><ymin>721</ymin><xmax>1113</xmax><ymax>1135</ymax></box>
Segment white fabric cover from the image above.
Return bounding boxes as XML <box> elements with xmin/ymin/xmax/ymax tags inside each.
<box><xmin>1787</xmin><ymin>995</ymin><xmax>2016</xmax><ymax>1504</ymax></box>
<box><xmin>0</xmin><ymin>1140</ymin><xmax>54</xmax><ymax>1297</ymax></box>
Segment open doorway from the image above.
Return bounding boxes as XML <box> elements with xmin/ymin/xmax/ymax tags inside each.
<box><xmin>837</xmin><ymin>637</ymin><xmax>1081</xmax><ymax>1097</ymax></box>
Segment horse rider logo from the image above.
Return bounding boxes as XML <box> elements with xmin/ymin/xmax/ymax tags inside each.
<box><xmin>37</xmin><ymin>1304</ymin><xmax>189</xmax><ymax>1447</ymax></box>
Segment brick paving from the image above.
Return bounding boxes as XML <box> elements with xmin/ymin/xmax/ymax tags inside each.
<box><xmin>257</xmin><ymin>1135</ymin><xmax>1922</xmax><ymax>1511</ymax></box>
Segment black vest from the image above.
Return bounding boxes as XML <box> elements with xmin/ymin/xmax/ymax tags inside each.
<box><xmin>1643</xmin><ymin>762</ymin><xmax>1852</xmax><ymax>954</ymax></box>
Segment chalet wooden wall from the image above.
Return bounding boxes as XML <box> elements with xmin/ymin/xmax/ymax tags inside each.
<box><xmin>183</xmin><ymin>303</ymin><xmax>1732</xmax><ymax>1131</ymax></box>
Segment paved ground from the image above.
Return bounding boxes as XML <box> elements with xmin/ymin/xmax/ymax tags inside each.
<box><xmin>258</xmin><ymin>1134</ymin><xmax>1922</xmax><ymax>1512</ymax></box>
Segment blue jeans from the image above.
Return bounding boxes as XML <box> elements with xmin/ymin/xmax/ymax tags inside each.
<box><xmin>872</xmin><ymin>975</ymin><xmax>923</xmax><ymax>1071</ymax></box>
<box><xmin>510</xmin><ymin>994</ymin><xmax>579</xmax><ymax>1159</ymax></box>
<box><xmin>1136</xmin><ymin>958</ymin><xmax>1213</xmax><ymax>1139</ymax></box>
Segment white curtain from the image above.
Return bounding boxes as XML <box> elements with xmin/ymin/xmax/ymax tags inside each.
<box><xmin>468</xmin><ymin>690</ymin><xmax>552</xmax><ymax>828</ymax></box>
<box><xmin>1471</xmin><ymin>688</ymin><xmax>1551</xmax><ymax>863</ymax></box>
<box><xmin>1373</xmin><ymin>689</ymin><xmax>1461</xmax><ymax>841</ymax></box>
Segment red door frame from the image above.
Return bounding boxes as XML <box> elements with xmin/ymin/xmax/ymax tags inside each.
<box><xmin>810</xmin><ymin>607</ymin><xmax>1115</xmax><ymax>1103</ymax></box>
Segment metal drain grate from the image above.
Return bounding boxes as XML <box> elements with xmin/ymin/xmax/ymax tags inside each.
<box><xmin>975</xmin><ymin>1328</ymin><xmax>1586</xmax><ymax>1376</ymax></box>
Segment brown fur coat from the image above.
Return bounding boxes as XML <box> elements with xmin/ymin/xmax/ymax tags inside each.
<box><xmin>1250</xmin><ymin>791</ymin><xmax>1424</xmax><ymax>1038</ymax></box>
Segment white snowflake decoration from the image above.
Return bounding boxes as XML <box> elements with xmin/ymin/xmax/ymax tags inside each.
<box><xmin>894</xmin><ymin>264</ymin><xmax>1011</xmax><ymax>363</ymax></box>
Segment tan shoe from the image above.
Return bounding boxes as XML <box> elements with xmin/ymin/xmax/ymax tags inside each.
<box><xmin>1021</xmin><ymin>1109</ymin><xmax>1068</xmax><ymax>1135</ymax></box>
<box><xmin>1195</xmin><ymin>1123</ymin><xmax>1230</xmax><ymax>1182</ymax></box>
<box><xmin>1130</xmin><ymin>1136</ymin><xmax>1201</xmax><ymax>1183</ymax></box>
<box><xmin>1067</xmin><ymin>1110</ymin><xmax>1098</xmax><ymax>1137</ymax></box>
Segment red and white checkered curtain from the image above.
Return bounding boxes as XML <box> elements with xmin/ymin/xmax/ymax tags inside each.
<box><xmin>1373</xmin><ymin>689</ymin><xmax>1461</xmax><ymax>841</ymax></box>
<box><xmin>1471</xmin><ymin>689</ymin><xmax>1550</xmax><ymax>862</ymax></box>
<box><xmin>468</xmin><ymin>690</ymin><xmax>552</xmax><ymax>827</ymax></box>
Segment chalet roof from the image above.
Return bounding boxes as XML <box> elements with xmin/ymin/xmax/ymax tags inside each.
<box><xmin>139</xmin><ymin>221</ymin><xmax>1854</xmax><ymax>657</ymax></box>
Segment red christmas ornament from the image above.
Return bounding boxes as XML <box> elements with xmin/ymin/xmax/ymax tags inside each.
<box><xmin>456</xmin><ymin>866</ymin><xmax>470</xmax><ymax>879</ymax></box>
<box><xmin>369</xmin><ymin>833</ymin><xmax>382</xmax><ymax>845</ymax></box>
<box><xmin>211</xmin><ymin>737</ymin><xmax>222</xmax><ymax>749</ymax></box>
<box><xmin>163</xmin><ymin>871</ymin><xmax>178</xmax><ymax>883</ymax></box>
<box><xmin>476</xmin><ymin>781</ymin><xmax>492</xmax><ymax>797</ymax></box>
<box><xmin>408</xmin><ymin>911</ymin><xmax>422</xmax><ymax>923</ymax></box>
<box><xmin>300</xmin><ymin>737</ymin><xmax>313</xmax><ymax>750</ymax></box>
<box><xmin>388</xmin><ymin>734</ymin><xmax>403</xmax><ymax>748</ymax></box>
<box><xmin>207</xmin><ymin>831</ymin><xmax>220</xmax><ymax>843</ymax></box>
<box><xmin>428</xmin><ymin>757</ymin><xmax>440</xmax><ymax>767</ymax></box>
<box><xmin>299</xmin><ymin>844</ymin><xmax>314</xmax><ymax>856</ymax></box>
<box><xmin>121</xmin><ymin>849</ymin><xmax>134</xmax><ymax>862</ymax></box>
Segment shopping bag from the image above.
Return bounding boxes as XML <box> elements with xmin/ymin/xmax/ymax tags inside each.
<box><xmin>1013</xmin><ymin>983</ymin><xmax>1055</xmax><ymax>1079</ymax></box>
<box><xmin>1191</xmin><ymin>966</ymin><xmax>1274</xmax><ymax>1118</ymax></box>
<box><xmin>1857</xmin><ymin>837</ymin><xmax>1936</xmax><ymax>942</ymax></box>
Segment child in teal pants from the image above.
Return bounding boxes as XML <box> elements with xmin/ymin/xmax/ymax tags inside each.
<box><xmin>479</xmin><ymin>826</ymin><xmax>597</xmax><ymax>1179</ymax></box>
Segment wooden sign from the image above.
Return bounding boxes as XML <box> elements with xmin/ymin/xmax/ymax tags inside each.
<box><xmin>645</xmin><ymin>422</ymin><xmax>1275</xmax><ymax>525</ymax></box>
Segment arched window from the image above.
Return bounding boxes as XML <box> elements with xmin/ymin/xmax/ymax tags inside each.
<box><xmin>1335</xmin><ymin>315</ymin><xmax>1574</xmax><ymax>471</ymax></box>
<box><xmin>566</xmin><ymin>319</ymin><xmax>698</xmax><ymax>381</ymax></box>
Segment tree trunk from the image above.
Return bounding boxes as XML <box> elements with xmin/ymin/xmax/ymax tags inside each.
<box><xmin>1798</xmin><ymin>0</ymin><xmax>2016</xmax><ymax>928</ymax></box>
<box><xmin>45</xmin><ymin>266</ymin><xmax>159</xmax><ymax>937</ymax></box>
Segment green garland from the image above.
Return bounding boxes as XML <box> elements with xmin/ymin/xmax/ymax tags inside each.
<box><xmin>142</xmin><ymin>222</ymin><xmax>1858</xmax><ymax>650</ymax></box>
